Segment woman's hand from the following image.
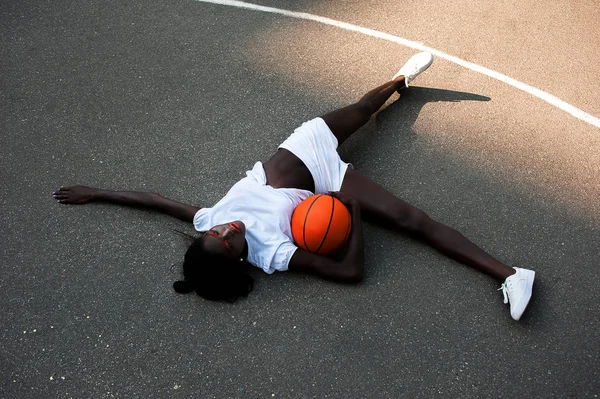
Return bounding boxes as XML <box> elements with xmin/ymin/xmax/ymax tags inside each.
<box><xmin>328</xmin><ymin>191</ymin><xmax>360</xmax><ymax>211</ymax></box>
<box><xmin>289</xmin><ymin>191</ymin><xmax>365</xmax><ymax>283</ymax></box>
<box><xmin>53</xmin><ymin>186</ymin><xmax>98</xmax><ymax>204</ymax></box>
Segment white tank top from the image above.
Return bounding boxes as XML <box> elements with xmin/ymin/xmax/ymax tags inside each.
<box><xmin>193</xmin><ymin>162</ymin><xmax>312</xmax><ymax>274</ymax></box>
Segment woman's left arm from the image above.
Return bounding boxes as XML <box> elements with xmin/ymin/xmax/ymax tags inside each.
<box><xmin>53</xmin><ymin>185</ymin><xmax>200</xmax><ymax>222</ymax></box>
<box><xmin>288</xmin><ymin>192</ymin><xmax>364</xmax><ymax>283</ymax></box>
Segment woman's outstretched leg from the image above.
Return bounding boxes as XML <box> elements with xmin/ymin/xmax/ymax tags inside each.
<box><xmin>322</xmin><ymin>52</ymin><xmax>434</xmax><ymax>145</ymax></box>
<box><xmin>340</xmin><ymin>169</ymin><xmax>535</xmax><ymax>321</ymax></box>
<box><xmin>341</xmin><ymin>170</ymin><xmax>515</xmax><ymax>281</ymax></box>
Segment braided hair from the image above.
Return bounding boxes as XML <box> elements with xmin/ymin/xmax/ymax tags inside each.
<box><xmin>173</xmin><ymin>235</ymin><xmax>254</xmax><ymax>302</ymax></box>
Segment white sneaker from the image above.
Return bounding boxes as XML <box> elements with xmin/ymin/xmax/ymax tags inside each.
<box><xmin>499</xmin><ymin>267</ymin><xmax>535</xmax><ymax>321</ymax></box>
<box><xmin>392</xmin><ymin>52</ymin><xmax>434</xmax><ymax>87</ymax></box>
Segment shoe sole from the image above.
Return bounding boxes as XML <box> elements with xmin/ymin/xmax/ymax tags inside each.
<box><xmin>511</xmin><ymin>270</ymin><xmax>535</xmax><ymax>320</ymax></box>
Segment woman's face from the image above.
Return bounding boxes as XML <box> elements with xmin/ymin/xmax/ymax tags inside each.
<box><xmin>201</xmin><ymin>220</ymin><xmax>247</xmax><ymax>260</ymax></box>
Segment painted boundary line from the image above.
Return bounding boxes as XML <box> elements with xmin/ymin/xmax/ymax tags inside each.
<box><xmin>194</xmin><ymin>0</ymin><xmax>600</xmax><ymax>129</ymax></box>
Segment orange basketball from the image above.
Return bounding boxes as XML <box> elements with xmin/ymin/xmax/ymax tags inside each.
<box><xmin>291</xmin><ymin>194</ymin><xmax>352</xmax><ymax>255</ymax></box>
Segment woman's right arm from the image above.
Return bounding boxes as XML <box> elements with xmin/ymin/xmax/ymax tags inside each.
<box><xmin>52</xmin><ymin>186</ymin><xmax>200</xmax><ymax>223</ymax></box>
<box><xmin>288</xmin><ymin>193</ymin><xmax>364</xmax><ymax>283</ymax></box>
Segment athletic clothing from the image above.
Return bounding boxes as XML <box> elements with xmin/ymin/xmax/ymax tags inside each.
<box><xmin>193</xmin><ymin>162</ymin><xmax>310</xmax><ymax>274</ymax></box>
<box><xmin>279</xmin><ymin>118</ymin><xmax>351</xmax><ymax>194</ymax></box>
<box><xmin>193</xmin><ymin>118</ymin><xmax>351</xmax><ymax>273</ymax></box>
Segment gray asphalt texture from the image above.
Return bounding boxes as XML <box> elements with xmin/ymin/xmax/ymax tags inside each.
<box><xmin>1</xmin><ymin>0</ymin><xmax>599</xmax><ymax>398</ymax></box>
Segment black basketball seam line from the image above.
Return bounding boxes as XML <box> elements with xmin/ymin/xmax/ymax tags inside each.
<box><xmin>303</xmin><ymin>194</ymin><xmax>320</xmax><ymax>252</ymax></box>
<box><xmin>315</xmin><ymin>195</ymin><xmax>335</xmax><ymax>254</ymax></box>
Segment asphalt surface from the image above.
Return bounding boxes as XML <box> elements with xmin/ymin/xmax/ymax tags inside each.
<box><xmin>1</xmin><ymin>0</ymin><xmax>599</xmax><ymax>398</ymax></box>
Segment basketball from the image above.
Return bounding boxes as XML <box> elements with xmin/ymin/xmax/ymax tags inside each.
<box><xmin>291</xmin><ymin>194</ymin><xmax>352</xmax><ymax>255</ymax></box>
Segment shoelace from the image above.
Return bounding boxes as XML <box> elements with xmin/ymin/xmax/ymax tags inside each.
<box><xmin>498</xmin><ymin>282</ymin><xmax>509</xmax><ymax>304</ymax></box>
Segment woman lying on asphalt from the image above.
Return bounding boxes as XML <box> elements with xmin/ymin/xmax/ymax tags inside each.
<box><xmin>52</xmin><ymin>52</ymin><xmax>535</xmax><ymax>320</ymax></box>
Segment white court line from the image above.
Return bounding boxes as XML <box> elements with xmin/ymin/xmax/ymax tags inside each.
<box><xmin>195</xmin><ymin>0</ymin><xmax>600</xmax><ymax>129</ymax></box>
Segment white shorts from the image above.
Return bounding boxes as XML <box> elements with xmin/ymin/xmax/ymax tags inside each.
<box><xmin>279</xmin><ymin>117</ymin><xmax>352</xmax><ymax>194</ymax></box>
